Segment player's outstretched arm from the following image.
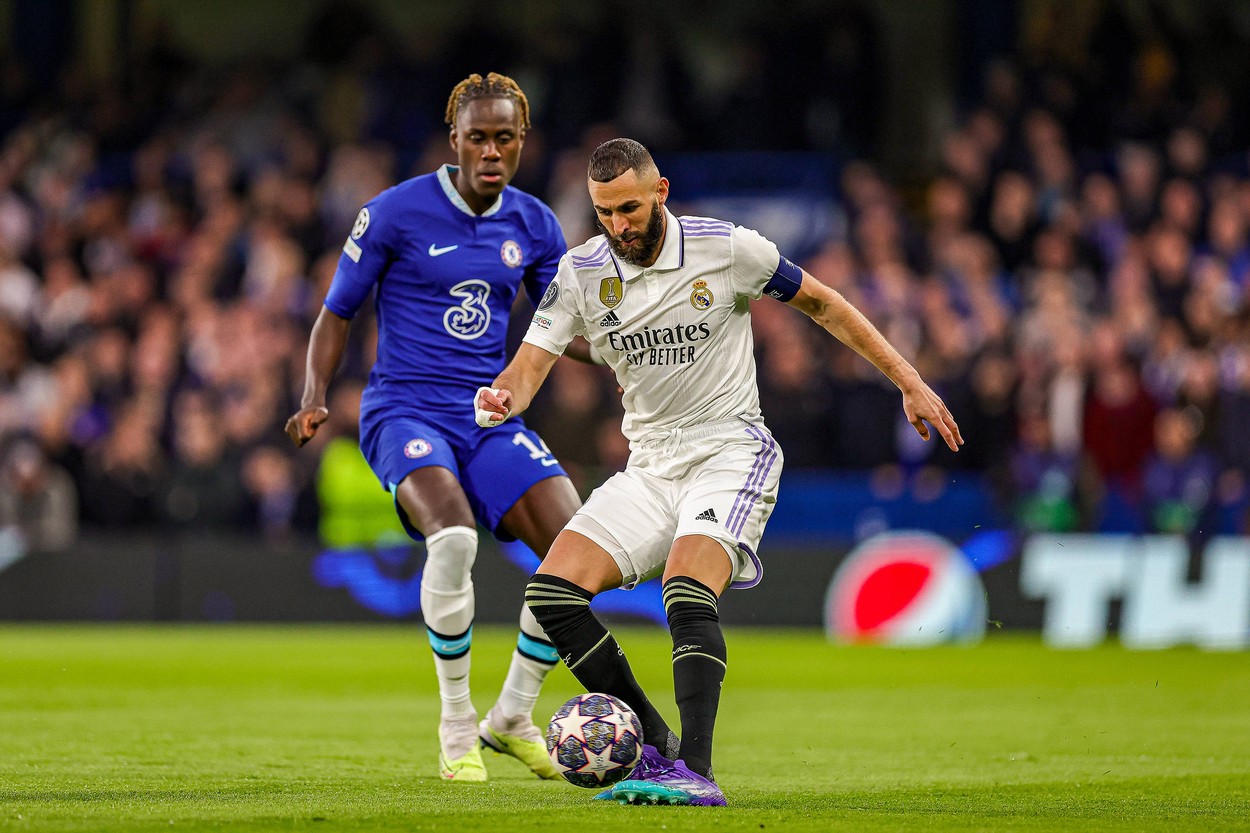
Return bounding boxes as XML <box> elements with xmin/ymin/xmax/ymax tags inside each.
<box><xmin>284</xmin><ymin>307</ymin><xmax>352</xmax><ymax>447</ymax></box>
<box><xmin>475</xmin><ymin>343</ymin><xmax>561</xmax><ymax>427</ymax></box>
<box><xmin>786</xmin><ymin>272</ymin><xmax>964</xmax><ymax>452</ymax></box>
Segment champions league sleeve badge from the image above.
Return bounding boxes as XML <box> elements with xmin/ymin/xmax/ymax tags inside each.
<box><xmin>501</xmin><ymin>239</ymin><xmax>523</xmax><ymax>268</ymax></box>
<box><xmin>538</xmin><ymin>280</ymin><xmax>560</xmax><ymax>311</ymax></box>
<box><xmin>351</xmin><ymin>208</ymin><xmax>370</xmax><ymax>239</ymax></box>
<box><xmin>343</xmin><ymin>207</ymin><xmax>370</xmax><ymax>262</ymax></box>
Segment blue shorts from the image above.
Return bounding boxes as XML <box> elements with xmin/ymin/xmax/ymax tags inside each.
<box><xmin>359</xmin><ymin>406</ymin><xmax>567</xmax><ymax>542</ymax></box>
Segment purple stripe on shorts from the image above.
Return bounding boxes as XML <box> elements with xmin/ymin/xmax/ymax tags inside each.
<box><xmin>724</xmin><ymin>426</ymin><xmax>769</xmax><ymax>533</ymax></box>
<box><xmin>725</xmin><ymin>426</ymin><xmax>778</xmax><ymax>535</ymax></box>
<box><xmin>736</xmin><ymin>431</ymin><xmax>779</xmax><ymax>535</ymax></box>
<box><xmin>728</xmin><ymin>541</ymin><xmax>764</xmax><ymax>590</ymax></box>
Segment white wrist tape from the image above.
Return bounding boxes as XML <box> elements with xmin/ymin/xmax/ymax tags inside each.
<box><xmin>474</xmin><ymin>386</ymin><xmax>509</xmax><ymax>428</ymax></box>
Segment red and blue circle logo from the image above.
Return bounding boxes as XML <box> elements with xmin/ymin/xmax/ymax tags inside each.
<box><xmin>825</xmin><ymin>531</ymin><xmax>986</xmax><ymax>645</ymax></box>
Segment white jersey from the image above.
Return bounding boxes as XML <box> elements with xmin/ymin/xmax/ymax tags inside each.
<box><xmin>524</xmin><ymin>208</ymin><xmax>790</xmax><ymax>445</ymax></box>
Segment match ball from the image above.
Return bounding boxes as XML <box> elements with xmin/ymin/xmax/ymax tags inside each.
<box><xmin>545</xmin><ymin>693</ymin><xmax>642</xmax><ymax>788</ymax></box>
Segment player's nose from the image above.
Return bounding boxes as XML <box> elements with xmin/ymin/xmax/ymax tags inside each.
<box><xmin>611</xmin><ymin>215</ymin><xmax>631</xmax><ymax>235</ymax></box>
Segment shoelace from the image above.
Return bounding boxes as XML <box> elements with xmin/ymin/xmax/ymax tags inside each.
<box><xmin>635</xmin><ymin>754</ymin><xmax>679</xmax><ymax>781</ymax></box>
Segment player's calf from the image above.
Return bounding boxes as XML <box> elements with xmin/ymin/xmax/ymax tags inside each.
<box><xmin>664</xmin><ymin>576</ymin><xmax>727</xmax><ymax>781</ymax></box>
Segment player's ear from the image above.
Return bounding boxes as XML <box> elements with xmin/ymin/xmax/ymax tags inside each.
<box><xmin>448</xmin><ymin>126</ymin><xmax>459</xmax><ymax>153</ymax></box>
<box><xmin>655</xmin><ymin>176</ymin><xmax>670</xmax><ymax>206</ymax></box>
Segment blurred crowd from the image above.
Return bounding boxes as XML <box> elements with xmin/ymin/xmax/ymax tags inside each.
<box><xmin>2</xmin><ymin>0</ymin><xmax>1249</xmax><ymax>552</ymax></box>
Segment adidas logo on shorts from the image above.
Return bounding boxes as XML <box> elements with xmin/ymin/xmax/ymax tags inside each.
<box><xmin>599</xmin><ymin>310</ymin><xmax>621</xmax><ymax>327</ymax></box>
<box><xmin>694</xmin><ymin>508</ymin><xmax>718</xmax><ymax>523</ymax></box>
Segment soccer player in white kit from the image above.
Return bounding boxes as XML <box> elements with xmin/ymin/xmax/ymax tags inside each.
<box><xmin>475</xmin><ymin>139</ymin><xmax>962</xmax><ymax>806</ymax></box>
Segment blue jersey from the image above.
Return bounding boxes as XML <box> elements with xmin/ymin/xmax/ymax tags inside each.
<box><xmin>324</xmin><ymin>164</ymin><xmax>566</xmax><ymax>420</ymax></box>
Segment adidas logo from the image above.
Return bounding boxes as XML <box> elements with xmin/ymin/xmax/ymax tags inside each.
<box><xmin>599</xmin><ymin>311</ymin><xmax>621</xmax><ymax>327</ymax></box>
<box><xmin>694</xmin><ymin>508</ymin><xmax>718</xmax><ymax>523</ymax></box>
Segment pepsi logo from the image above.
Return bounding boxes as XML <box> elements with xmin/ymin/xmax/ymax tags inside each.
<box><xmin>825</xmin><ymin>531</ymin><xmax>986</xmax><ymax>645</ymax></box>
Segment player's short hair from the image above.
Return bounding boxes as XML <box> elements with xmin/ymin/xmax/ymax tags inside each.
<box><xmin>588</xmin><ymin>138</ymin><xmax>658</xmax><ymax>183</ymax></box>
<box><xmin>444</xmin><ymin>72</ymin><xmax>531</xmax><ymax>130</ymax></box>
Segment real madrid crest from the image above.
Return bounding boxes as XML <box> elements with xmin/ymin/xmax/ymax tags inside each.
<box><xmin>500</xmin><ymin>239</ymin><xmax>523</xmax><ymax>268</ymax></box>
<box><xmin>690</xmin><ymin>279</ymin><xmax>713</xmax><ymax>311</ymax></box>
<box><xmin>599</xmin><ymin>276</ymin><xmax>624</xmax><ymax>308</ymax></box>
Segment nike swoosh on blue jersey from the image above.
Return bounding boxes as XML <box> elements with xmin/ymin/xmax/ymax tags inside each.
<box><xmin>428</xmin><ymin>243</ymin><xmax>459</xmax><ymax>256</ymax></box>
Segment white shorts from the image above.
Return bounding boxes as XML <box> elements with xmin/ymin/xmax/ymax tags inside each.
<box><xmin>565</xmin><ymin>417</ymin><xmax>783</xmax><ymax>590</ymax></box>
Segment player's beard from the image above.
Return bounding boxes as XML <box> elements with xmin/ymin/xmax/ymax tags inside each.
<box><xmin>603</xmin><ymin>201</ymin><xmax>665</xmax><ymax>265</ymax></box>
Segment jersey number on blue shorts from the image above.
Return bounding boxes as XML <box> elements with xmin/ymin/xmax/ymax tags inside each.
<box><xmin>513</xmin><ymin>432</ymin><xmax>559</xmax><ymax>467</ymax></box>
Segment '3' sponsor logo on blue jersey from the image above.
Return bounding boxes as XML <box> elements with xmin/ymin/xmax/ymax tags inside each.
<box><xmin>443</xmin><ymin>280</ymin><xmax>492</xmax><ymax>340</ymax></box>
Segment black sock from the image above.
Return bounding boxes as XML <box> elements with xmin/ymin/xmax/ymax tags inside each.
<box><xmin>664</xmin><ymin>576</ymin><xmax>726</xmax><ymax>781</ymax></box>
<box><xmin>526</xmin><ymin>575</ymin><xmax>680</xmax><ymax>759</ymax></box>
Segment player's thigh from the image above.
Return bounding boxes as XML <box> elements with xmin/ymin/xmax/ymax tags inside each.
<box><xmin>498</xmin><ymin>474</ymin><xmax>582</xmax><ymax>560</ymax></box>
<box><xmin>673</xmin><ymin>427</ymin><xmax>784</xmax><ymax>589</ymax></box>
<box><xmin>562</xmin><ymin>467</ymin><xmax>677</xmax><ymax>590</ymax></box>
<box><xmin>460</xmin><ymin>420</ymin><xmax>570</xmax><ymax>543</ymax></box>
<box><xmin>536</xmin><ymin>529</ymin><xmax>625</xmax><ymax>595</ymax></box>
<box><xmin>362</xmin><ymin>416</ymin><xmax>472</xmax><ymax>537</ymax></box>
<box><xmin>663</xmin><ymin>534</ymin><xmax>734</xmax><ymax>595</ymax></box>
<box><xmin>395</xmin><ymin>467</ymin><xmax>474</xmax><ymax>534</ymax></box>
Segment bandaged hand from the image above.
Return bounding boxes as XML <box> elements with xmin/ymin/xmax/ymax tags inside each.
<box><xmin>474</xmin><ymin>386</ymin><xmax>512</xmax><ymax>428</ymax></box>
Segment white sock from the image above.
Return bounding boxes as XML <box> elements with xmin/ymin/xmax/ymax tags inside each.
<box><xmin>420</xmin><ymin>526</ymin><xmax>478</xmax><ymax>720</ymax></box>
<box><xmin>493</xmin><ymin>601</ymin><xmax>559</xmax><ymax>723</ymax></box>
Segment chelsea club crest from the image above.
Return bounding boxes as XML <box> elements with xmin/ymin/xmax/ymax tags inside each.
<box><xmin>404</xmin><ymin>438</ymin><xmax>432</xmax><ymax>459</ymax></box>
<box><xmin>500</xmin><ymin>239</ymin><xmax>523</xmax><ymax>268</ymax></box>
<box><xmin>690</xmin><ymin>279</ymin><xmax>713</xmax><ymax>310</ymax></box>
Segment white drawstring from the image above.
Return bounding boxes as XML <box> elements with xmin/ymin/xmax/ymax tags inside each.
<box><xmin>663</xmin><ymin>426</ymin><xmax>685</xmax><ymax>455</ymax></box>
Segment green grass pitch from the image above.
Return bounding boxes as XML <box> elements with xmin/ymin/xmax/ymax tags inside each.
<box><xmin>1</xmin><ymin>626</ymin><xmax>1247</xmax><ymax>832</ymax></box>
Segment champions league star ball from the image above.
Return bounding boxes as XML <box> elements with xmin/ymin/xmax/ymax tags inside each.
<box><xmin>545</xmin><ymin>693</ymin><xmax>642</xmax><ymax>788</ymax></box>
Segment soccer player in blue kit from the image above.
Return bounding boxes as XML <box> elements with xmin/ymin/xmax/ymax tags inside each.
<box><xmin>285</xmin><ymin>73</ymin><xmax>582</xmax><ymax>782</ymax></box>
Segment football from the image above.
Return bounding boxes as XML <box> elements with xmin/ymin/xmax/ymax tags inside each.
<box><xmin>545</xmin><ymin>693</ymin><xmax>643</xmax><ymax>788</ymax></box>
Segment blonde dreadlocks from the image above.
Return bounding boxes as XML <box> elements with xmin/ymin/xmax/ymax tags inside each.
<box><xmin>444</xmin><ymin>72</ymin><xmax>531</xmax><ymax>130</ymax></box>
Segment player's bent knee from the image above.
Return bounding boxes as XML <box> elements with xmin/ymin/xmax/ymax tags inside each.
<box><xmin>422</xmin><ymin>525</ymin><xmax>478</xmax><ymax>592</ymax></box>
<box><xmin>665</xmin><ymin>534</ymin><xmax>735</xmax><ymax>594</ymax></box>
<box><xmin>535</xmin><ymin>529</ymin><xmax>624</xmax><ymax>595</ymax></box>
<box><xmin>524</xmin><ymin>574</ymin><xmax>595</xmax><ymax>636</ymax></box>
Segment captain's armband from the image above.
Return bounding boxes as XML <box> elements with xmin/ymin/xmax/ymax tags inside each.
<box><xmin>762</xmin><ymin>256</ymin><xmax>803</xmax><ymax>301</ymax></box>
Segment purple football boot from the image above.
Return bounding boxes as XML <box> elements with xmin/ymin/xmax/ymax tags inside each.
<box><xmin>592</xmin><ymin>743</ymin><xmax>674</xmax><ymax>802</ymax></box>
<box><xmin>596</xmin><ymin>746</ymin><xmax>728</xmax><ymax>806</ymax></box>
